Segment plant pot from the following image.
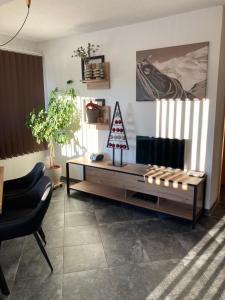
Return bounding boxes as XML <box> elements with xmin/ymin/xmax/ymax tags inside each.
<box><xmin>45</xmin><ymin>165</ymin><xmax>62</xmax><ymax>187</ymax></box>
<box><xmin>86</xmin><ymin>109</ymin><xmax>100</xmax><ymax>124</ymax></box>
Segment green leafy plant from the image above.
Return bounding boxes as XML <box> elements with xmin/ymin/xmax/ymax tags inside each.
<box><xmin>72</xmin><ymin>43</ymin><xmax>100</xmax><ymax>61</ymax></box>
<box><xmin>26</xmin><ymin>85</ymin><xmax>81</xmax><ymax>168</ymax></box>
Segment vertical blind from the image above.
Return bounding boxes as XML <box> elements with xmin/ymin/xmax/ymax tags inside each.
<box><xmin>0</xmin><ymin>50</ymin><xmax>47</xmax><ymax>159</ymax></box>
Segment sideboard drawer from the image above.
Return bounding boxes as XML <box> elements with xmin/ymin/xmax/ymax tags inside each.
<box><xmin>85</xmin><ymin>166</ymin><xmax>135</xmax><ymax>189</ymax></box>
<box><xmin>85</xmin><ymin>166</ymin><xmax>194</xmax><ymax>204</ymax></box>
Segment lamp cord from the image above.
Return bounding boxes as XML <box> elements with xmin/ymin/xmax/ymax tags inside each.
<box><xmin>0</xmin><ymin>6</ymin><xmax>30</xmax><ymax>47</ymax></box>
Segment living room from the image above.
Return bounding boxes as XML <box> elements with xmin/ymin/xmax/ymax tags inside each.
<box><xmin>0</xmin><ymin>0</ymin><xmax>225</xmax><ymax>299</ymax></box>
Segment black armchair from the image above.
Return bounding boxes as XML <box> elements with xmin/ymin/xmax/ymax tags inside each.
<box><xmin>3</xmin><ymin>162</ymin><xmax>45</xmax><ymax>199</ymax></box>
<box><xmin>0</xmin><ymin>176</ymin><xmax>53</xmax><ymax>295</ymax></box>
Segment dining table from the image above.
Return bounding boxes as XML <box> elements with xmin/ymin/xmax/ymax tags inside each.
<box><xmin>0</xmin><ymin>166</ymin><xmax>10</xmax><ymax>295</ymax></box>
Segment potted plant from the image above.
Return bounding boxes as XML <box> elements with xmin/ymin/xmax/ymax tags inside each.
<box><xmin>86</xmin><ymin>101</ymin><xmax>100</xmax><ymax>124</ymax></box>
<box><xmin>72</xmin><ymin>43</ymin><xmax>100</xmax><ymax>62</ymax></box>
<box><xmin>26</xmin><ymin>84</ymin><xmax>81</xmax><ymax>186</ymax></box>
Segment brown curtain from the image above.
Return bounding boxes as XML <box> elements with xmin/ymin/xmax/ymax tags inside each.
<box><xmin>0</xmin><ymin>50</ymin><xmax>47</xmax><ymax>159</ymax></box>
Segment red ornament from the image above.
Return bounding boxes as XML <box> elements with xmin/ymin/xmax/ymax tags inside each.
<box><xmin>115</xmin><ymin>120</ymin><xmax>118</xmax><ymax>124</ymax></box>
<box><xmin>116</xmin><ymin>144</ymin><xmax>119</xmax><ymax>148</ymax></box>
<box><xmin>116</xmin><ymin>128</ymin><xmax>120</xmax><ymax>132</ymax></box>
<box><xmin>112</xmin><ymin>128</ymin><xmax>115</xmax><ymax>132</ymax></box>
<box><xmin>112</xmin><ymin>143</ymin><xmax>115</xmax><ymax>147</ymax></box>
<box><xmin>118</xmin><ymin>120</ymin><xmax>122</xmax><ymax>124</ymax></box>
<box><xmin>120</xmin><ymin>128</ymin><xmax>124</xmax><ymax>132</ymax></box>
<box><xmin>120</xmin><ymin>144</ymin><xmax>123</xmax><ymax>148</ymax></box>
<box><xmin>123</xmin><ymin>145</ymin><xmax>126</xmax><ymax>149</ymax></box>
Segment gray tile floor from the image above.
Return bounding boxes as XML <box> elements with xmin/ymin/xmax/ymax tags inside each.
<box><xmin>1</xmin><ymin>186</ymin><xmax>225</xmax><ymax>299</ymax></box>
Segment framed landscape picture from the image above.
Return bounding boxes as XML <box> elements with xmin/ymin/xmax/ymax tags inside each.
<box><xmin>136</xmin><ymin>42</ymin><xmax>209</xmax><ymax>101</ymax></box>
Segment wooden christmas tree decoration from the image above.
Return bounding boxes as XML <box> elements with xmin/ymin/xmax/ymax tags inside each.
<box><xmin>107</xmin><ymin>101</ymin><xmax>129</xmax><ymax>167</ymax></box>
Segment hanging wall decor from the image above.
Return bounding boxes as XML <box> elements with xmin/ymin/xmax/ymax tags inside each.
<box><xmin>107</xmin><ymin>101</ymin><xmax>129</xmax><ymax>167</ymax></box>
<box><xmin>136</xmin><ymin>42</ymin><xmax>209</xmax><ymax>101</ymax></box>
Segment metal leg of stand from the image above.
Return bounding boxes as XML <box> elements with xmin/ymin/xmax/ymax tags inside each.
<box><xmin>120</xmin><ymin>149</ymin><xmax>123</xmax><ymax>167</ymax></box>
<box><xmin>112</xmin><ymin>148</ymin><xmax>115</xmax><ymax>166</ymax></box>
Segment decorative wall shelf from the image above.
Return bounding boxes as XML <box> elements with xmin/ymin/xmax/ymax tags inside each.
<box><xmin>81</xmin><ymin>62</ymin><xmax>110</xmax><ymax>90</ymax></box>
<box><xmin>85</xmin><ymin>123</ymin><xmax>110</xmax><ymax>130</ymax></box>
<box><xmin>85</xmin><ymin>105</ymin><xmax>111</xmax><ymax>130</ymax></box>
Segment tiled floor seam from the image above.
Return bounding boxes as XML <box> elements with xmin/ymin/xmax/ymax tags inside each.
<box><xmin>9</xmin><ymin>237</ymin><xmax>26</xmax><ymax>297</ymax></box>
<box><xmin>96</xmin><ymin>223</ymin><xmax>110</xmax><ymax>269</ymax></box>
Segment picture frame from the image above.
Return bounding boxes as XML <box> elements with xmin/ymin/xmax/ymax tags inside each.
<box><xmin>81</xmin><ymin>55</ymin><xmax>105</xmax><ymax>80</ymax></box>
<box><xmin>95</xmin><ymin>99</ymin><xmax>105</xmax><ymax>106</ymax></box>
<box><xmin>136</xmin><ymin>42</ymin><xmax>209</xmax><ymax>101</ymax></box>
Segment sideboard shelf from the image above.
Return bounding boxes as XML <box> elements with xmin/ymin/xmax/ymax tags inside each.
<box><xmin>66</xmin><ymin>157</ymin><xmax>206</xmax><ymax>228</ymax></box>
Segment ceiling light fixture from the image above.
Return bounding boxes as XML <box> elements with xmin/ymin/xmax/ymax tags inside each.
<box><xmin>0</xmin><ymin>0</ymin><xmax>31</xmax><ymax>47</ymax></box>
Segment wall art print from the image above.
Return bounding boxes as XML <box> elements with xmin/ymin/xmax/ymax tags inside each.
<box><xmin>136</xmin><ymin>42</ymin><xmax>209</xmax><ymax>101</ymax></box>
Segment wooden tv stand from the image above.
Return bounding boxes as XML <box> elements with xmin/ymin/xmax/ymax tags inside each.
<box><xmin>66</xmin><ymin>157</ymin><xmax>206</xmax><ymax>228</ymax></box>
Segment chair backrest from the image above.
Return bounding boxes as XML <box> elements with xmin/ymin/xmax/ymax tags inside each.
<box><xmin>24</xmin><ymin>162</ymin><xmax>45</xmax><ymax>186</ymax></box>
<box><xmin>32</xmin><ymin>176</ymin><xmax>52</xmax><ymax>205</ymax></box>
<box><xmin>29</xmin><ymin>176</ymin><xmax>53</xmax><ymax>231</ymax></box>
<box><xmin>3</xmin><ymin>162</ymin><xmax>45</xmax><ymax>195</ymax></box>
<box><xmin>0</xmin><ymin>176</ymin><xmax>53</xmax><ymax>241</ymax></box>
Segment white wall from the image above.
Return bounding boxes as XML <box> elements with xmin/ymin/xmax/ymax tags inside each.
<box><xmin>0</xmin><ymin>151</ymin><xmax>47</xmax><ymax>180</ymax></box>
<box><xmin>0</xmin><ymin>34</ymin><xmax>40</xmax><ymax>55</ymax></box>
<box><xmin>40</xmin><ymin>6</ymin><xmax>225</xmax><ymax>209</ymax></box>
<box><xmin>0</xmin><ymin>35</ymin><xmax>47</xmax><ymax>180</ymax></box>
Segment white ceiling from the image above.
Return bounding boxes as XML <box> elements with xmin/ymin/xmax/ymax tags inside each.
<box><xmin>0</xmin><ymin>0</ymin><xmax>225</xmax><ymax>42</ymax></box>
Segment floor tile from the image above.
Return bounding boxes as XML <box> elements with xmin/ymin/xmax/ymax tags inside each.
<box><xmin>43</xmin><ymin>213</ymin><xmax>64</xmax><ymax>231</ymax></box>
<box><xmin>122</xmin><ymin>204</ymin><xmax>159</xmax><ymax>221</ymax></box>
<box><xmin>161</xmin><ymin>217</ymin><xmax>204</xmax><ymax>233</ymax></box>
<box><xmin>63</xmin><ymin>243</ymin><xmax>107</xmax><ymax>273</ymax></box>
<box><xmin>47</xmin><ymin>199</ymin><xmax>64</xmax><ymax>216</ymax></box>
<box><xmin>99</xmin><ymin>221</ymin><xmax>137</xmax><ymax>242</ymax></box>
<box><xmin>25</xmin><ymin>229</ymin><xmax>64</xmax><ymax>249</ymax></box>
<box><xmin>10</xmin><ymin>274</ymin><xmax>62</xmax><ymax>300</ymax></box>
<box><xmin>146</xmin><ymin>258</ymin><xmax>207</xmax><ymax>300</ymax></box>
<box><xmin>199</xmin><ymin>217</ymin><xmax>225</xmax><ymax>244</ymax></box>
<box><xmin>16</xmin><ymin>245</ymin><xmax>63</xmax><ymax>279</ymax></box>
<box><xmin>211</xmin><ymin>203</ymin><xmax>225</xmax><ymax>220</ymax></box>
<box><xmin>64</xmin><ymin>225</ymin><xmax>100</xmax><ymax>246</ymax></box>
<box><xmin>65</xmin><ymin>211</ymin><xmax>97</xmax><ymax>227</ymax></box>
<box><xmin>95</xmin><ymin>206</ymin><xmax>130</xmax><ymax>224</ymax></box>
<box><xmin>198</xmin><ymin>215</ymin><xmax>222</xmax><ymax>230</ymax></box>
<box><xmin>0</xmin><ymin>238</ymin><xmax>25</xmax><ymax>290</ymax></box>
<box><xmin>63</xmin><ymin>269</ymin><xmax>115</xmax><ymax>300</ymax></box>
<box><xmin>51</xmin><ymin>187</ymin><xmax>65</xmax><ymax>201</ymax></box>
<box><xmin>174</xmin><ymin>230</ymin><xmax>220</xmax><ymax>257</ymax></box>
<box><xmin>65</xmin><ymin>195</ymin><xmax>94</xmax><ymax>212</ymax></box>
<box><xmin>3</xmin><ymin>186</ymin><xmax>225</xmax><ymax>299</ymax></box>
<box><xmin>91</xmin><ymin>196</ymin><xmax>121</xmax><ymax>209</ymax></box>
<box><xmin>109</xmin><ymin>260</ymin><xmax>180</xmax><ymax>300</ymax></box>
<box><xmin>132</xmin><ymin>219</ymin><xmax>172</xmax><ymax>238</ymax></box>
<box><xmin>140</xmin><ymin>234</ymin><xmax>187</xmax><ymax>262</ymax></box>
<box><xmin>103</xmin><ymin>237</ymin><xmax>149</xmax><ymax>267</ymax></box>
